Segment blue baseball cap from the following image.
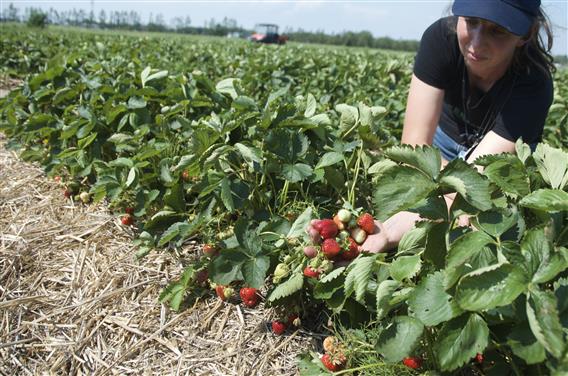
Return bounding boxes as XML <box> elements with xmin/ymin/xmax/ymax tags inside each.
<box><xmin>452</xmin><ymin>0</ymin><xmax>540</xmax><ymax>36</ymax></box>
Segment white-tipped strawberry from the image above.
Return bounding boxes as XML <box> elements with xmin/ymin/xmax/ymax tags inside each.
<box><xmin>333</xmin><ymin>214</ymin><xmax>345</xmax><ymax>231</ymax></box>
<box><xmin>337</xmin><ymin>209</ymin><xmax>351</xmax><ymax>223</ymax></box>
<box><xmin>304</xmin><ymin>245</ymin><xmax>318</xmax><ymax>258</ymax></box>
<box><xmin>307</xmin><ymin>226</ymin><xmax>322</xmax><ymax>244</ymax></box>
<box><xmin>351</xmin><ymin>227</ymin><xmax>367</xmax><ymax>244</ymax></box>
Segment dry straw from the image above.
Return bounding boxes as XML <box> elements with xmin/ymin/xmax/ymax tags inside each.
<box><xmin>0</xmin><ymin>114</ymin><xmax>326</xmax><ymax>374</ymax></box>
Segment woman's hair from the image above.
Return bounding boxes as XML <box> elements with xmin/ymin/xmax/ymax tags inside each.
<box><xmin>513</xmin><ymin>8</ymin><xmax>556</xmax><ymax>76</ymax></box>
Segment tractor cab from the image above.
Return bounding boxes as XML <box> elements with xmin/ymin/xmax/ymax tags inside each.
<box><xmin>250</xmin><ymin>23</ymin><xmax>287</xmax><ymax>44</ymax></box>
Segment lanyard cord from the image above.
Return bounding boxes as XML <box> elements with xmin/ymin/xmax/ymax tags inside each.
<box><xmin>460</xmin><ymin>64</ymin><xmax>518</xmax><ymax>149</ymax></box>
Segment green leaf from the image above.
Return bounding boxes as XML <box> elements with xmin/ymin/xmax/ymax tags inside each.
<box><xmin>375</xmin><ymin>316</ymin><xmax>424</xmax><ymax>362</ymax></box>
<box><xmin>397</xmin><ymin>225</ymin><xmax>428</xmax><ymax>254</ymax></box>
<box><xmin>532</xmin><ymin>143</ymin><xmax>568</xmax><ymax>190</ymax></box>
<box><xmin>164</xmin><ymin>183</ymin><xmax>185</xmax><ymax>212</ymax></box>
<box><xmin>526</xmin><ymin>287</ymin><xmax>566</xmax><ymax>358</ymax></box>
<box><xmin>345</xmin><ymin>255</ymin><xmax>377</xmax><ymax>305</ymax></box>
<box><xmin>268</xmin><ymin>272</ymin><xmax>304</xmax><ymax>302</ymax></box>
<box><xmin>373</xmin><ymin>166</ymin><xmax>438</xmax><ymax>221</ymax></box>
<box><xmin>335</xmin><ymin>103</ymin><xmax>359</xmax><ymax>130</ymax></box>
<box><xmin>315</xmin><ymin>151</ymin><xmax>344</xmax><ymax>169</ymax></box>
<box><xmin>127</xmin><ymin>96</ymin><xmax>146</xmax><ymax>109</ymax></box>
<box><xmin>439</xmin><ymin>159</ymin><xmax>492</xmax><ymax>211</ymax></box>
<box><xmin>305</xmin><ymin>93</ymin><xmax>317</xmax><ymax>118</ymax></box>
<box><xmin>434</xmin><ymin>313</ymin><xmax>489</xmax><ymax>371</ymax></box>
<box><xmin>287</xmin><ymin>207</ymin><xmax>312</xmax><ymax>239</ymax></box>
<box><xmin>125</xmin><ymin>167</ymin><xmax>137</xmax><ymax>188</ymax></box>
<box><xmin>408</xmin><ymin>271</ymin><xmax>462</xmax><ymax>326</ymax></box>
<box><xmin>482</xmin><ymin>157</ymin><xmax>530</xmax><ymax>197</ymax></box>
<box><xmin>234</xmin><ymin>142</ymin><xmax>262</xmax><ymax>166</ymax></box>
<box><xmin>455</xmin><ymin>263</ymin><xmax>527</xmax><ymax>311</ymax></box>
<box><xmin>215</xmin><ymin>78</ymin><xmax>238</xmax><ymax>99</ymax></box>
<box><xmin>423</xmin><ymin>221</ymin><xmax>450</xmax><ymax>270</ymax></box>
<box><xmin>313</xmin><ymin>268</ymin><xmax>346</xmax><ymax>300</ymax></box>
<box><xmin>384</xmin><ymin>145</ymin><xmax>441</xmax><ymax>179</ymax></box>
<box><xmin>210</xmin><ymin>250</ymin><xmax>246</xmax><ymax>285</ymax></box>
<box><xmin>390</xmin><ymin>255</ymin><xmax>421</xmax><ymax>282</ymax></box>
<box><xmin>159</xmin><ymin>158</ymin><xmax>174</xmax><ymax>184</ymax></box>
<box><xmin>521</xmin><ymin>227</ymin><xmax>567</xmax><ymax>284</ymax></box>
<box><xmin>516</xmin><ymin>138</ymin><xmax>532</xmax><ymax>163</ymax></box>
<box><xmin>508</xmin><ymin>323</ymin><xmax>547</xmax><ymax>364</ymax></box>
<box><xmin>473</xmin><ymin>209</ymin><xmax>519</xmax><ymax>238</ymax></box>
<box><xmin>376</xmin><ymin>279</ymin><xmax>401</xmax><ymax>320</ymax></box>
<box><xmin>158</xmin><ymin>221</ymin><xmax>190</xmax><ymax>246</ymax></box>
<box><xmin>281</xmin><ymin>163</ymin><xmax>313</xmax><ymax>183</ymax></box>
<box><xmin>159</xmin><ymin>266</ymin><xmax>194</xmax><ymax>311</ymax></box>
<box><xmin>519</xmin><ymin>189</ymin><xmax>568</xmax><ymax>211</ymax></box>
<box><xmin>446</xmin><ymin>231</ymin><xmax>495</xmax><ymax>270</ymax></box>
<box><xmin>241</xmin><ymin>255</ymin><xmax>270</xmax><ymax>289</ymax></box>
<box><xmin>220</xmin><ymin>177</ymin><xmax>235</xmax><ymax>212</ymax></box>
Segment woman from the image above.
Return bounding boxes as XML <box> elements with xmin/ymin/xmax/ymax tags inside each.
<box><xmin>362</xmin><ymin>0</ymin><xmax>556</xmax><ymax>253</ymax></box>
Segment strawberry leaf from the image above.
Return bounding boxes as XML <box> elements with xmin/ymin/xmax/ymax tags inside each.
<box><xmin>408</xmin><ymin>271</ymin><xmax>462</xmax><ymax>327</ymax></box>
<box><xmin>532</xmin><ymin>144</ymin><xmax>568</xmax><ymax>190</ymax></box>
<box><xmin>455</xmin><ymin>263</ymin><xmax>527</xmax><ymax>311</ymax></box>
<box><xmin>159</xmin><ymin>266</ymin><xmax>194</xmax><ymax>311</ymax></box>
<box><xmin>389</xmin><ymin>255</ymin><xmax>421</xmax><ymax>282</ymax></box>
<box><xmin>375</xmin><ymin>315</ymin><xmax>424</xmax><ymax>362</ymax></box>
<box><xmin>345</xmin><ymin>254</ymin><xmax>378</xmax><ymax>305</ymax></box>
<box><xmin>373</xmin><ymin>165</ymin><xmax>438</xmax><ymax>221</ymax></box>
<box><xmin>526</xmin><ymin>287</ymin><xmax>566</xmax><ymax>359</ymax></box>
<box><xmin>439</xmin><ymin>159</ymin><xmax>492</xmax><ymax>211</ymax></box>
<box><xmin>376</xmin><ymin>279</ymin><xmax>400</xmax><ymax>320</ymax></box>
<box><xmin>434</xmin><ymin>313</ymin><xmax>489</xmax><ymax>371</ymax></box>
<box><xmin>268</xmin><ymin>272</ymin><xmax>304</xmax><ymax>302</ymax></box>
<box><xmin>384</xmin><ymin>144</ymin><xmax>441</xmax><ymax>179</ymax></box>
<box><xmin>507</xmin><ymin>323</ymin><xmax>547</xmax><ymax>365</ymax></box>
<box><xmin>519</xmin><ymin>189</ymin><xmax>568</xmax><ymax>212</ymax></box>
<box><xmin>482</xmin><ymin>157</ymin><xmax>530</xmax><ymax>197</ymax></box>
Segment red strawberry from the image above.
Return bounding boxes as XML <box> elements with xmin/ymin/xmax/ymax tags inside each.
<box><xmin>203</xmin><ymin>243</ymin><xmax>218</xmax><ymax>257</ymax></box>
<box><xmin>239</xmin><ymin>287</ymin><xmax>260</xmax><ymax>308</ymax></box>
<box><xmin>287</xmin><ymin>313</ymin><xmax>299</xmax><ymax>326</ymax></box>
<box><xmin>271</xmin><ymin>320</ymin><xmax>287</xmax><ymax>335</ymax></box>
<box><xmin>121</xmin><ymin>214</ymin><xmax>134</xmax><ymax>226</ymax></box>
<box><xmin>303</xmin><ymin>245</ymin><xmax>318</xmax><ymax>259</ymax></box>
<box><xmin>313</xmin><ymin>219</ymin><xmax>338</xmax><ymax>239</ymax></box>
<box><xmin>322</xmin><ymin>238</ymin><xmax>341</xmax><ymax>259</ymax></box>
<box><xmin>341</xmin><ymin>237</ymin><xmax>360</xmax><ymax>261</ymax></box>
<box><xmin>475</xmin><ymin>353</ymin><xmax>484</xmax><ymax>364</ymax></box>
<box><xmin>215</xmin><ymin>285</ymin><xmax>234</xmax><ymax>301</ymax></box>
<box><xmin>402</xmin><ymin>356</ymin><xmax>422</xmax><ymax>369</ymax></box>
<box><xmin>181</xmin><ymin>170</ymin><xmax>190</xmax><ymax>181</ymax></box>
<box><xmin>321</xmin><ymin>353</ymin><xmax>345</xmax><ymax>372</ymax></box>
<box><xmin>357</xmin><ymin>213</ymin><xmax>375</xmax><ymax>234</ymax></box>
<box><xmin>63</xmin><ymin>189</ymin><xmax>72</xmax><ymax>199</ymax></box>
<box><xmin>303</xmin><ymin>266</ymin><xmax>320</xmax><ymax>279</ymax></box>
<box><xmin>125</xmin><ymin>207</ymin><xmax>135</xmax><ymax>215</ymax></box>
<box><xmin>54</xmin><ymin>175</ymin><xmax>61</xmax><ymax>183</ymax></box>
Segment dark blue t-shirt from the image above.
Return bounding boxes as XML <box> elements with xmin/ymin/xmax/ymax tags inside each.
<box><xmin>413</xmin><ymin>17</ymin><xmax>553</xmax><ymax>146</ymax></box>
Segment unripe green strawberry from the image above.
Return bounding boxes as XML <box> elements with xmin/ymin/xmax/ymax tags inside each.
<box><xmin>215</xmin><ymin>285</ymin><xmax>234</xmax><ymax>301</ymax></box>
<box><xmin>273</xmin><ymin>263</ymin><xmax>290</xmax><ymax>283</ymax></box>
<box><xmin>79</xmin><ymin>192</ymin><xmax>90</xmax><ymax>203</ymax></box>
<box><xmin>337</xmin><ymin>209</ymin><xmax>351</xmax><ymax>223</ymax></box>
<box><xmin>338</xmin><ymin>230</ymin><xmax>350</xmax><ymax>240</ymax></box>
<box><xmin>319</xmin><ymin>259</ymin><xmax>333</xmax><ymax>273</ymax></box>
<box><xmin>351</xmin><ymin>227</ymin><xmax>367</xmax><ymax>244</ymax></box>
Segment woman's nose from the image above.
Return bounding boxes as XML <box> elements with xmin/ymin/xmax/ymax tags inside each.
<box><xmin>469</xmin><ymin>25</ymin><xmax>484</xmax><ymax>48</ymax></box>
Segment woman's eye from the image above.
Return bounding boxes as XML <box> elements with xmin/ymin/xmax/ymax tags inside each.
<box><xmin>465</xmin><ymin>18</ymin><xmax>478</xmax><ymax>26</ymax></box>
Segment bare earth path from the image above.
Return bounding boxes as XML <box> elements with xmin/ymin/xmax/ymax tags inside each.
<box><xmin>0</xmin><ymin>87</ymin><xmax>320</xmax><ymax>375</ymax></box>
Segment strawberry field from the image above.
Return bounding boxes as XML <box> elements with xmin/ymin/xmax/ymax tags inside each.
<box><xmin>1</xmin><ymin>24</ymin><xmax>568</xmax><ymax>375</ymax></box>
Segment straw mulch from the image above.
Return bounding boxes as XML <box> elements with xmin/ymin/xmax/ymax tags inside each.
<box><xmin>0</xmin><ymin>97</ymin><xmax>325</xmax><ymax>375</ymax></box>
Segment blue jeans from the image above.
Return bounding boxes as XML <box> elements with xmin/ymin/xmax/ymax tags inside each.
<box><xmin>433</xmin><ymin>126</ymin><xmax>469</xmax><ymax>161</ymax></box>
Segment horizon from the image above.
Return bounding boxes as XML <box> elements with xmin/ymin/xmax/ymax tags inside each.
<box><xmin>2</xmin><ymin>0</ymin><xmax>567</xmax><ymax>56</ymax></box>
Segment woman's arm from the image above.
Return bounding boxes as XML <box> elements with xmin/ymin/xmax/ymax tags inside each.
<box><xmin>402</xmin><ymin>74</ymin><xmax>445</xmax><ymax>146</ymax></box>
<box><xmin>465</xmin><ymin>130</ymin><xmax>516</xmax><ymax>164</ymax></box>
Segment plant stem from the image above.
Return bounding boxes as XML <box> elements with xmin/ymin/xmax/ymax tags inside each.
<box><xmin>333</xmin><ymin>362</ymin><xmax>385</xmax><ymax>375</ymax></box>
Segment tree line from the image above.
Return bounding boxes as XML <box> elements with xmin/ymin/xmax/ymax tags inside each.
<box><xmin>0</xmin><ymin>3</ymin><xmax>420</xmax><ymax>52</ymax></box>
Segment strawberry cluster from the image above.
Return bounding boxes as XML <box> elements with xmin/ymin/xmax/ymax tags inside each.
<box><xmin>303</xmin><ymin>209</ymin><xmax>376</xmax><ymax>279</ymax></box>
<box><xmin>321</xmin><ymin>336</ymin><xmax>347</xmax><ymax>372</ymax></box>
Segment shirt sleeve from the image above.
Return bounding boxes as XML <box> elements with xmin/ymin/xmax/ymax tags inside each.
<box><xmin>413</xmin><ymin>18</ymin><xmax>458</xmax><ymax>90</ymax></box>
<box><xmin>492</xmin><ymin>72</ymin><xmax>553</xmax><ymax>143</ymax></box>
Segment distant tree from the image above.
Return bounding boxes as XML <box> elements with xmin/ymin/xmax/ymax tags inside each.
<box><xmin>98</xmin><ymin>9</ymin><xmax>106</xmax><ymax>26</ymax></box>
<box><xmin>27</xmin><ymin>8</ymin><xmax>47</xmax><ymax>28</ymax></box>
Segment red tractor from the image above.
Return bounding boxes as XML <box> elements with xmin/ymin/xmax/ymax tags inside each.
<box><xmin>249</xmin><ymin>23</ymin><xmax>288</xmax><ymax>45</ymax></box>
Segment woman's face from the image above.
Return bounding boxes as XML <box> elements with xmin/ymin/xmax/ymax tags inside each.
<box><xmin>456</xmin><ymin>16</ymin><xmax>525</xmax><ymax>78</ymax></box>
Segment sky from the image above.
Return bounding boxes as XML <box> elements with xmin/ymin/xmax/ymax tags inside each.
<box><xmin>2</xmin><ymin>0</ymin><xmax>567</xmax><ymax>56</ymax></box>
